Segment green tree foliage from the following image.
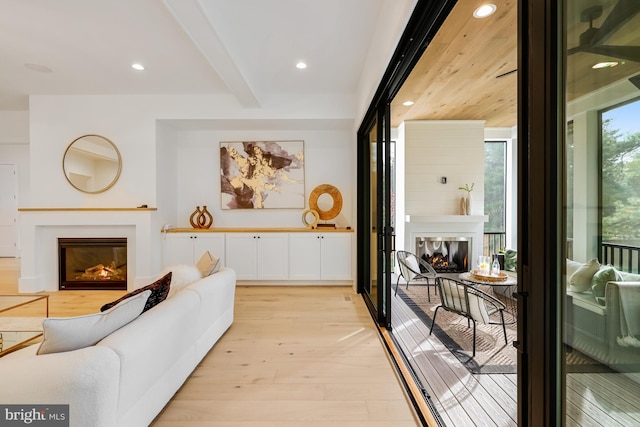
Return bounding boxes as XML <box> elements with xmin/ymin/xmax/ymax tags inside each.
<box><xmin>484</xmin><ymin>142</ymin><xmax>506</xmax><ymax>233</ymax></box>
<box><xmin>601</xmin><ymin>118</ymin><xmax>640</xmax><ymax>241</ymax></box>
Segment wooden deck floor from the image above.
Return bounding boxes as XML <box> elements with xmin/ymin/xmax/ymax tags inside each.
<box><xmin>391</xmin><ymin>283</ymin><xmax>640</xmax><ymax>426</ymax></box>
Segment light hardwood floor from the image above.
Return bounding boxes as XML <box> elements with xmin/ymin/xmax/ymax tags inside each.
<box><xmin>0</xmin><ymin>258</ymin><xmax>421</xmax><ymax>427</ymax></box>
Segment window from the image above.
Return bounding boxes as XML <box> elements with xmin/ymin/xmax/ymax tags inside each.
<box><xmin>484</xmin><ymin>141</ymin><xmax>507</xmax><ymax>253</ymax></box>
<box><xmin>600</xmin><ymin>97</ymin><xmax>640</xmax><ymax>247</ymax></box>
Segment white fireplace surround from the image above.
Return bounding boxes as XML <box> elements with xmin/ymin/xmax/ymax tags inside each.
<box><xmin>405</xmin><ymin>215</ymin><xmax>488</xmax><ymax>270</ymax></box>
<box><xmin>18</xmin><ymin>210</ymin><xmax>156</xmax><ymax>293</ymax></box>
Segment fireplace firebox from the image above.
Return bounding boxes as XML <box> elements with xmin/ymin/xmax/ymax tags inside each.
<box><xmin>416</xmin><ymin>237</ymin><xmax>469</xmax><ymax>273</ymax></box>
<box><xmin>58</xmin><ymin>238</ymin><xmax>127</xmax><ymax>290</ymax></box>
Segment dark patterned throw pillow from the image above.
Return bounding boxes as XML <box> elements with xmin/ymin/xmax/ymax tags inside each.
<box><xmin>100</xmin><ymin>272</ymin><xmax>172</xmax><ymax>313</ymax></box>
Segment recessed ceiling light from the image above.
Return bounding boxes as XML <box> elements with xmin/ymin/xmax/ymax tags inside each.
<box><xmin>592</xmin><ymin>61</ymin><xmax>618</xmax><ymax>69</ymax></box>
<box><xmin>473</xmin><ymin>4</ymin><xmax>497</xmax><ymax>18</ymax></box>
<box><xmin>402</xmin><ymin>101</ymin><xmax>414</xmax><ymax>106</ymax></box>
<box><xmin>131</xmin><ymin>63</ymin><xmax>145</xmax><ymax>71</ymax></box>
<box><xmin>24</xmin><ymin>63</ymin><xmax>53</xmax><ymax>73</ymax></box>
<box><xmin>296</xmin><ymin>62</ymin><xmax>307</xmax><ymax>69</ymax></box>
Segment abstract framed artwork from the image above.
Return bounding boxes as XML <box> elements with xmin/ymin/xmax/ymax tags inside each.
<box><xmin>220</xmin><ymin>140</ymin><xmax>305</xmax><ymax>209</ymax></box>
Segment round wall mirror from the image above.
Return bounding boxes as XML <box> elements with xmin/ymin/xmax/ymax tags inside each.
<box><xmin>63</xmin><ymin>134</ymin><xmax>122</xmax><ymax>194</ymax></box>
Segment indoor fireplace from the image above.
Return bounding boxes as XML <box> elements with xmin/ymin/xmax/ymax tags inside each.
<box><xmin>416</xmin><ymin>237</ymin><xmax>469</xmax><ymax>273</ymax></box>
<box><xmin>58</xmin><ymin>238</ymin><xmax>127</xmax><ymax>290</ymax></box>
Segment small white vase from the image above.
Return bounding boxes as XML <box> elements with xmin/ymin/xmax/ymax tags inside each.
<box><xmin>465</xmin><ymin>193</ymin><xmax>472</xmax><ymax>215</ymax></box>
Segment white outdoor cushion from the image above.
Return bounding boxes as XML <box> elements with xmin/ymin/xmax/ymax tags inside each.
<box><xmin>405</xmin><ymin>255</ymin><xmax>421</xmax><ymax>280</ymax></box>
<box><xmin>37</xmin><ymin>290</ymin><xmax>151</xmax><ymax>355</ymax></box>
<box><xmin>566</xmin><ymin>259</ymin><xmax>583</xmax><ymax>278</ymax></box>
<box><xmin>569</xmin><ymin>258</ymin><xmax>600</xmax><ymax>293</ymax></box>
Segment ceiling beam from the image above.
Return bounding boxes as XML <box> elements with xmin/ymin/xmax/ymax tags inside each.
<box><xmin>162</xmin><ymin>0</ymin><xmax>260</xmax><ymax>107</ymax></box>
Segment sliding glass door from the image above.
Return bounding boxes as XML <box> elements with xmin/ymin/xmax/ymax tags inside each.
<box><xmin>561</xmin><ymin>1</ymin><xmax>640</xmax><ymax>426</ymax></box>
<box><xmin>359</xmin><ymin>105</ymin><xmax>393</xmax><ymax>327</ymax></box>
<box><xmin>523</xmin><ymin>0</ymin><xmax>640</xmax><ymax>424</ymax></box>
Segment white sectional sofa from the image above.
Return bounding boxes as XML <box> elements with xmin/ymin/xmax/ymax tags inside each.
<box><xmin>0</xmin><ymin>267</ymin><xmax>236</xmax><ymax>427</ymax></box>
<box><xmin>564</xmin><ymin>259</ymin><xmax>640</xmax><ymax>375</ymax></box>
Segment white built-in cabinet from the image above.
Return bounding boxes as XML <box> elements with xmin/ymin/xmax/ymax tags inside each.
<box><xmin>289</xmin><ymin>233</ymin><xmax>352</xmax><ymax>280</ymax></box>
<box><xmin>224</xmin><ymin>232</ymin><xmax>289</xmax><ymax>280</ymax></box>
<box><xmin>162</xmin><ymin>233</ymin><xmax>225</xmax><ymax>267</ymax></box>
<box><xmin>161</xmin><ymin>229</ymin><xmax>352</xmax><ymax>282</ymax></box>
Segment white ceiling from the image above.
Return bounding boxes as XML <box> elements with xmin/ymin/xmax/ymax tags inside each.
<box><xmin>0</xmin><ymin>0</ymin><xmax>401</xmax><ymax>111</ymax></box>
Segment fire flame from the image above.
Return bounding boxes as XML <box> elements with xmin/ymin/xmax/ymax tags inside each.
<box><xmin>74</xmin><ymin>261</ymin><xmax>125</xmax><ymax>281</ymax></box>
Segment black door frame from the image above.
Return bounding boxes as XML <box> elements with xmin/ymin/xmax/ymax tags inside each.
<box><xmin>357</xmin><ymin>0</ymin><xmax>562</xmax><ymax>424</ymax></box>
<box><xmin>356</xmin><ymin>0</ymin><xmax>455</xmax><ymax>328</ymax></box>
<box><xmin>357</xmin><ymin>106</ymin><xmax>391</xmax><ymax>326</ymax></box>
<box><xmin>517</xmin><ymin>0</ymin><xmax>563</xmax><ymax>425</ymax></box>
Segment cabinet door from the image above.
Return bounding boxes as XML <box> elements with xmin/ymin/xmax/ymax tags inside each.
<box><xmin>289</xmin><ymin>234</ymin><xmax>321</xmax><ymax>280</ymax></box>
<box><xmin>257</xmin><ymin>233</ymin><xmax>289</xmax><ymax>280</ymax></box>
<box><xmin>225</xmin><ymin>233</ymin><xmax>258</xmax><ymax>279</ymax></box>
<box><xmin>320</xmin><ymin>233</ymin><xmax>352</xmax><ymax>280</ymax></box>
<box><xmin>192</xmin><ymin>234</ymin><xmax>226</xmax><ymax>267</ymax></box>
<box><xmin>162</xmin><ymin>234</ymin><xmax>195</xmax><ymax>267</ymax></box>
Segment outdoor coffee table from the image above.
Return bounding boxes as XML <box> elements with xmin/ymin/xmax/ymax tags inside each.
<box><xmin>0</xmin><ymin>294</ymin><xmax>49</xmax><ymax>356</ymax></box>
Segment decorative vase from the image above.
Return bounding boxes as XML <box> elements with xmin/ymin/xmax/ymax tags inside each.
<box><xmin>189</xmin><ymin>206</ymin><xmax>213</xmax><ymax>229</ymax></box>
<box><xmin>460</xmin><ymin>197</ymin><xmax>467</xmax><ymax>215</ymax></box>
<box><xmin>465</xmin><ymin>193</ymin><xmax>472</xmax><ymax>215</ymax></box>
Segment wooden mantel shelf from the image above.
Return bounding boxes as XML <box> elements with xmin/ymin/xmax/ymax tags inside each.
<box><xmin>18</xmin><ymin>207</ymin><xmax>157</xmax><ymax>212</ymax></box>
<box><xmin>165</xmin><ymin>227</ymin><xmax>353</xmax><ymax>233</ymax></box>
<box><xmin>405</xmin><ymin>214</ymin><xmax>488</xmax><ymax>223</ymax></box>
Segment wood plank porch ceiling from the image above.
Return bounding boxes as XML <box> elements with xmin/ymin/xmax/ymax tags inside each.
<box><xmin>392</xmin><ymin>0</ymin><xmax>640</xmax><ymax>128</ymax></box>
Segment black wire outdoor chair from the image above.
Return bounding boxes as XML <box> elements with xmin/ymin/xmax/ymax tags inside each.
<box><xmin>429</xmin><ymin>276</ymin><xmax>508</xmax><ymax>357</ymax></box>
<box><xmin>395</xmin><ymin>250</ymin><xmax>438</xmax><ymax>301</ymax></box>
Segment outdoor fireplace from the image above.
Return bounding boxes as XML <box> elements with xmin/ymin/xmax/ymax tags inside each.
<box><xmin>58</xmin><ymin>238</ymin><xmax>127</xmax><ymax>290</ymax></box>
<box><xmin>416</xmin><ymin>237</ymin><xmax>469</xmax><ymax>273</ymax></box>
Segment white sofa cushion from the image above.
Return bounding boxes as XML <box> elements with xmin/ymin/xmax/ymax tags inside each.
<box><xmin>37</xmin><ymin>290</ymin><xmax>151</xmax><ymax>355</ymax></box>
<box><xmin>566</xmin><ymin>259</ymin><xmax>582</xmax><ymax>278</ymax></box>
<box><xmin>567</xmin><ymin>290</ymin><xmax>607</xmax><ymax>316</ymax></box>
<box><xmin>156</xmin><ymin>264</ymin><xmax>203</xmax><ymax>298</ymax></box>
<box><xmin>196</xmin><ymin>251</ymin><xmax>221</xmax><ymax>277</ymax></box>
<box><xmin>569</xmin><ymin>258</ymin><xmax>600</xmax><ymax>292</ymax></box>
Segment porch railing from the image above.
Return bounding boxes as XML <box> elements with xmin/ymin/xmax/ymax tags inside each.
<box><xmin>478</xmin><ymin>239</ymin><xmax>640</xmax><ymax>273</ymax></box>
<box><xmin>483</xmin><ymin>232</ymin><xmax>506</xmax><ymax>256</ymax></box>
<box><xmin>601</xmin><ymin>242</ymin><xmax>640</xmax><ymax>274</ymax></box>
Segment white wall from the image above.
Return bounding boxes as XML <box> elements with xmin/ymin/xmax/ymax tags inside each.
<box><xmin>404</xmin><ymin>120</ymin><xmax>485</xmax><ymax>216</ymax></box>
<box><xmin>153</xmin><ymin>122</ymin><xmax>180</xmax><ymax>275</ymax></box>
<box><xmin>20</xmin><ymin>94</ymin><xmax>357</xmax><ymax>285</ymax></box>
<box><xmin>26</xmin><ymin>94</ymin><xmax>358</xmax><ymax>209</ymax></box>
<box><xmin>0</xmin><ymin>111</ymin><xmax>30</xmax><ymax>253</ymax></box>
<box><xmin>172</xmin><ymin>127</ymin><xmax>354</xmax><ymax>229</ymax></box>
<box><xmin>0</xmin><ymin>111</ymin><xmax>29</xmax><ymax>143</ymax></box>
<box><xmin>395</xmin><ymin>123</ymin><xmax>407</xmax><ymax>254</ymax></box>
<box><xmin>355</xmin><ymin>0</ymin><xmax>418</xmax><ymax>127</ymax></box>
<box><xmin>0</xmin><ymin>111</ymin><xmax>30</xmax><ymax>205</ymax></box>
<box><xmin>570</xmin><ymin>110</ymin><xmax>599</xmax><ymax>262</ymax></box>
<box><xmin>0</xmin><ymin>144</ymin><xmax>29</xmax><ymax>206</ymax></box>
